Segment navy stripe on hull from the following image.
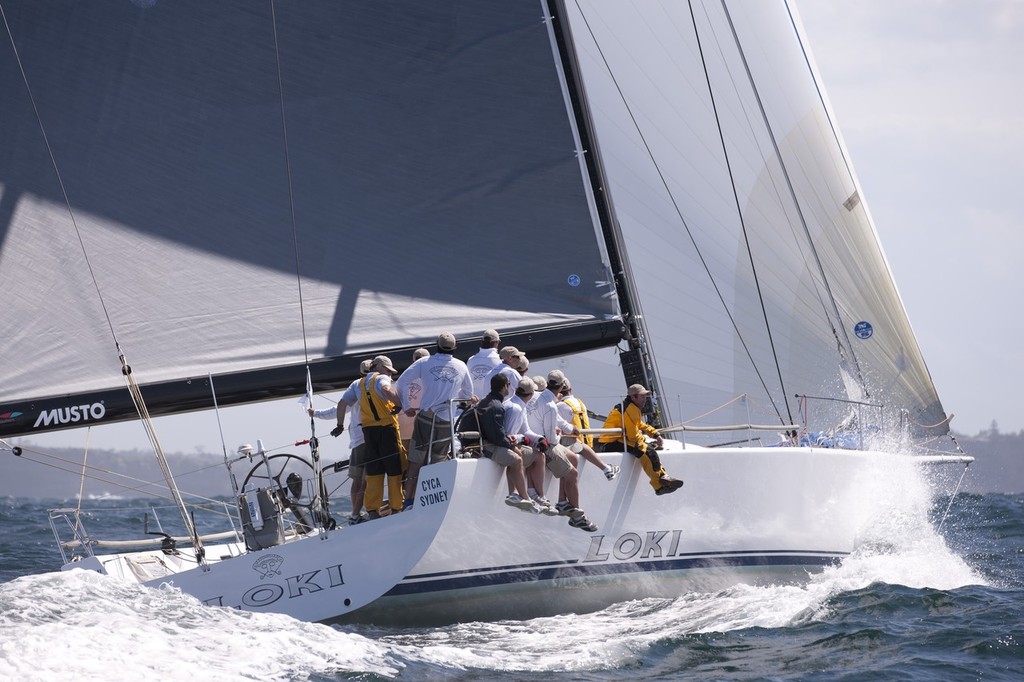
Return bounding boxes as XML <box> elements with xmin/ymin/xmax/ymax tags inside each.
<box><xmin>388</xmin><ymin>551</ymin><xmax>847</xmax><ymax>597</ymax></box>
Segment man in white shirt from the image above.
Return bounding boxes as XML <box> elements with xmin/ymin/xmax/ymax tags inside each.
<box><xmin>485</xmin><ymin>346</ymin><xmax>526</xmax><ymax>404</ymax></box>
<box><xmin>395</xmin><ymin>331</ymin><xmax>474</xmax><ymax>509</ymax></box>
<box><xmin>507</xmin><ymin>377</ymin><xmax>559</xmax><ymax>516</ymax></box>
<box><xmin>398</xmin><ymin>347</ymin><xmax>430</xmax><ymax>456</ymax></box>
<box><xmin>309</xmin><ymin>358</ymin><xmax>372</xmax><ymax>524</ymax></box>
<box><xmin>466</xmin><ymin>329</ymin><xmax>501</xmax><ymax>399</ymax></box>
<box><xmin>525</xmin><ymin>369</ymin><xmax>597</xmax><ymax>532</ymax></box>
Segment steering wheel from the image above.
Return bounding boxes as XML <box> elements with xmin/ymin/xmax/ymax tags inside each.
<box><xmin>241</xmin><ymin>453</ymin><xmax>334</xmax><ymax>532</ymax></box>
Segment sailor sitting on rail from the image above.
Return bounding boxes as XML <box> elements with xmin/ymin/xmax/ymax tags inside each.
<box><xmin>598</xmin><ymin>384</ymin><xmax>683</xmax><ymax>496</ymax></box>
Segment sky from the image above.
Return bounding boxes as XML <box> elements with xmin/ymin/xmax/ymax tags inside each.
<box><xmin>796</xmin><ymin>0</ymin><xmax>1024</xmax><ymax>436</ymax></box>
<box><xmin>11</xmin><ymin>1</ymin><xmax>1022</xmax><ymax>459</ymax></box>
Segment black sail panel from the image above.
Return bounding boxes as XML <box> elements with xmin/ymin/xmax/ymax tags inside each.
<box><xmin>0</xmin><ymin>1</ymin><xmax>619</xmax><ymax>437</ymax></box>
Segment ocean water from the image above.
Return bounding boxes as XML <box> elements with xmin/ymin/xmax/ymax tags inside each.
<box><xmin>0</xmin><ymin>492</ymin><xmax>1021</xmax><ymax>681</ymax></box>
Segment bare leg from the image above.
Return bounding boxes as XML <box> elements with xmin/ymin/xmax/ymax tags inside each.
<box><xmin>509</xmin><ymin>457</ymin><xmax>530</xmax><ymax>499</ymax></box>
<box><xmin>579</xmin><ymin>444</ymin><xmax>606</xmax><ymax>470</ymax></box>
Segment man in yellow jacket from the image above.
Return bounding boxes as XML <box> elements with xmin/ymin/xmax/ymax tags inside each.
<box><xmin>598</xmin><ymin>384</ymin><xmax>683</xmax><ymax>495</ymax></box>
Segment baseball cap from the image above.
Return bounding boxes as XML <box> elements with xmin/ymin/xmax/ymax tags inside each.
<box><xmin>373</xmin><ymin>355</ymin><xmax>399</xmax><ymax>377</ymax></box>
<box><xmin>515</xmin><ymin>377</ymin><xmax>535</xmax><ymax>395</ymax></box>
<box><xmin>627</xmin><ymin>383</ymin><xmax>651</xmax><ymax>396</ymax></box>
<box><xmin>547</xmin><ymin>369</ymin><xmax>567</xmax><ymax>389</ymax></box>
<box><xmin>482</xmin><ymin>329</ymin><xmax>500</xmax><ymax>344</ymax></box>
<box><xmin>499</xmin><ymin>346</ymin><xmax>521</xmax><ymax>361</ymax></box>
<box><xmin>437</xmin><ymin>331</ymin><xmax>457</xmax><ymax>352</ymax></box>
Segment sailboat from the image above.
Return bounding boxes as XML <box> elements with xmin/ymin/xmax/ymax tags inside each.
<box><xmin>0</xmin><ymin>0</ymin><xmax>971</xmax><ymax>625</ymax></box>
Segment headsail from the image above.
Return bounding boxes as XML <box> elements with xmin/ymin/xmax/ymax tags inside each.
<box><xmin>558</xmin><ymin>0</ymin><xmax>947</xmax><ymax>435</ymax></box>
<box><xmin>0</xmin><ymin>1</ymin><xmax>621</xmax><ymax>437</ymax></box>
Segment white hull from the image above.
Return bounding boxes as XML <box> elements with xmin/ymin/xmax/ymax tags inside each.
<box><xmin>65</xmin><ymin>443</ymin><xmax>969</xmax><ymax>625</ymax></box>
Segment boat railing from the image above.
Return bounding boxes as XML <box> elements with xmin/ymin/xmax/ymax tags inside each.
<box><xmin>48</xmin><ymin>507</ymin><xmax>92</xmax><ymax>564</ymax></box>
<box><xmin>658</xmin><ymin>423</ymin><xmax>800</xmax><ymax>448</ymax></box>
<box><xmin>796</xmin><ymin>393</ymin><xmax>886</xmax><ymax>449</ymax></box>
<box><xmin>49</xmin><ymin>500</ymin><xmax>245</xmax><ymax>563</ymax></box>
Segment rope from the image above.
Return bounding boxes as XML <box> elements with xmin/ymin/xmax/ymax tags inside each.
<box><xmin>75</xmin><ymin>429</ymin><xmax>91</xmax><ymax>517</ymax></box>
<box><xmin>694</xmin><ymin>0</ymin><xmax>794</xmax><ymax>424</ymax></box>
<box><xmin>936</xmin><ymin>461</ymin><xmax>970</xmax><ymax>533</ymax></box>
<box><xmin>268</xmin><ymin>0</ymin><xmax>310</xmax><ymax>368</ymax></box>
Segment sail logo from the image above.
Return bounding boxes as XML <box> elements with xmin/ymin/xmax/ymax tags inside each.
<box><xmin>32</xmin><ymin>402</ymin><xmax>106</xmax><ymax>428</ymax></box>
<box><xmin>853</xmin><ymin>321</ymin><xmax>873</xmax><ymax>340</ymax></box>
<box><xmin>0</xmin><ymin>411</ymin><xmax>23</xmax><ymax>422</ymax></box>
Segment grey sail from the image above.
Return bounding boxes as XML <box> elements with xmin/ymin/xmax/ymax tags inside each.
<box><xmin>0</xmin><ymin>0</ymin><xmax>621</xmax><ymax>437</ymax></box>
<box><xmin>558</xmin><ymin>0</ymin><xmax>947</xmax><ymax>437</ymax></box>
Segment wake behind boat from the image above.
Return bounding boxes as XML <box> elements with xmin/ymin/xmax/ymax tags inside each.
<box><xmin>1</xmin><ymin>1</ymin><xmax>972</xmax><ymax>625</ymax></box>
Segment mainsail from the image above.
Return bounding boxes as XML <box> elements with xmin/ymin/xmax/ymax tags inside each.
<box><xmin>558</xmin><ymin>0</ymin><xmax>947</xmax><ymax>435</ymax></box>
<box><xmin>0</xmin><ymin>1</ymin><xmax>621</xmax><ymax>437</ymax></box>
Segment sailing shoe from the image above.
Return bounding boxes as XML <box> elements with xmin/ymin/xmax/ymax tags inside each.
<box><xmin>604</xmin><ymin>464</ymin><xmax>620</xmax><ymax>481</ymax></box>
<box><xmin>655</xmin><ymin>476</ymin><xmax>685</xmax><ymax>495</ymax></box>
<box><xmin>531</xmin><ymin>494</ymin><xmax>561</xmax><ymax>516</ymax></box>
<box><xmin>366</xmin><ymin>510</ymin><xmax>382</xmax><ymax>520</ymax></box>
<box><xmin>568</xmin><ymin>515</ymin><xmax>598</xmax><ymax>532</ymax></box>
<box><xmin>347</xmin><ymin>514</ymin><xmax>367</xmax><ymax>526</ymax></box>
<box><xmin>402</xmin><ymin>498</ymin><xmax>414</xmax><ymax>511</ymax></box>
<box><xmin>555</xmin><ymin>501</ymin><xmax>579</xmax><ymax>517</ymax></box>
<box><xmin>505</xmin><ymin>493</ymin><xmax>536</xmax><ymax>511</ymax></box>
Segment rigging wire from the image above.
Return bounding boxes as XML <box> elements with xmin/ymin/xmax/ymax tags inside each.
<box><xmin>717</xmin><ymin>0</ymin><xmax>868</xmax><ymax>405</ymax></box>
<box><xmin>268</xmin><ymin>0</ymin><xmax>311</xmax><ymax>368</ymax></box>
<box><xmin>689</xmin><ymin>1</ymin><xmax>842</xmax><ymax>374</ymax></box>
<box><xmin>75</xmin><ymin>429</ymin><xmax>91</xmax><ymax>518</ymax></box>
<box><xmin>269</xmin><ymin>0</ymin><xmax>328</xmax><ymax>526</ymax></box>
<box><xmin>1</xmin><ymin>3</ymin><xmax>205</xmax><ymax>563</ymax></box>
<box><xmin>0</xmin><ymin>3</ymin><xmax>118</xmax><ymax>347</ymax></box>
<box><xmin>687</xmin><ymin>0</ymin><xmax>793</xmax><ymax>425</ymax></box>
<box><xmin>570</xmin><ymin>0</ymin><xmax>788</xmax><ymax>424</ymax></box>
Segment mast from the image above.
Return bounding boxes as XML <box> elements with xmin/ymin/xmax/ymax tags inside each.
<box><xmin>545</xmin><ymin>0</ymin><xmax>665</xmax><ymax>426</ymax></box>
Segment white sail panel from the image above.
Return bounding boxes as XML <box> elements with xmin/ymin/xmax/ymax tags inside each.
<box><xmin>563</xmin><ymin>0</ymin><xmax>945</xmax><ymax>433</ymax></box>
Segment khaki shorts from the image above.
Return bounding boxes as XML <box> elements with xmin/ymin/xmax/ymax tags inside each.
<box><xmin>559</xmin><ymin>436</ymin><xmax>584</xmax><ymax>453</ymax></box>
<box><xmin>545</xmin><ymin>443</ymin><xmax>574</xmax><ymax>478</ymax></box>
<box><xmin>519</xmin><ymin>445</ymin><xmax>538</xmax><ymax>468</ymax></box>
<box><xmin>408</xmin><ymin>410</ymin><xmax>452</xmax><ymax>465</ymax></box>
<box><xmin>349</xmin><ymin>443</ymin><xmax>366</xmax><ymax>479</ymax></box>
<box><xmin>483</xmin><ymin>442</ymin><xmax>520</xmax><ymax>467</ymax></box>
